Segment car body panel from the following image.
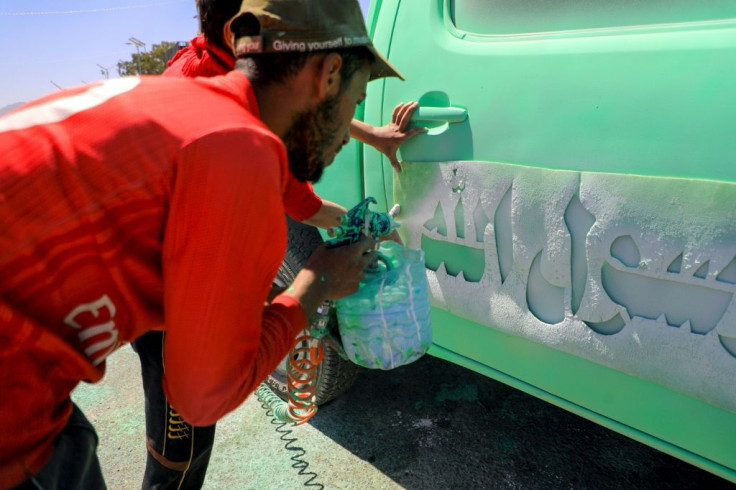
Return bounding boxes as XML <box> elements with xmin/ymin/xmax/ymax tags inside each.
<box><xmin>395</xmin><ymin>160</ymin><xmax>736</xmax><ymax>479</ymax></box>
<box><xmin>322</xmin><ymin>0</ymin><xmax>736</xmax><ymax>482</ymax></box>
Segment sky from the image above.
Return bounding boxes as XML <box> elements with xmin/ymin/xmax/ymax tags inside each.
<box><xmin>0</xmin><ymin>0</ymin><xmax>371</xmax><ymax>109</ymax></box>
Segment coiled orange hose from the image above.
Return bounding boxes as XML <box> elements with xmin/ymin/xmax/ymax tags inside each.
<box><xmin>285</xmin><ymin>333</ymin><xmax>324</xmax><ymax>424</ymax></box>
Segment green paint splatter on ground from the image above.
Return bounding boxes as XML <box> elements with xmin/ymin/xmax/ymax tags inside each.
<box><xmin>436</xmin><ymin>383</ymin><xmax>479</xmax><ymax>403</ymax></box>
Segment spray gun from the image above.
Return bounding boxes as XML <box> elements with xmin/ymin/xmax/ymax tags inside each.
<box><xmin>255</xmin><ymin>197</ymin><xmax>400</xmax><ymax>424</ymax></box>
<box><xmin>311</xmin><ymin>197</ymin><xmax>399</xmax><ymax>339</ymax></box>
<box><xmin>325</xmin><ymin>196</ymin><xmax>400</xmax><ymax>280</ymax></box>
<box><xmin>326</xmin><ymin>197</ymin><xmax>400</xmax><ymax>248</ymax></box>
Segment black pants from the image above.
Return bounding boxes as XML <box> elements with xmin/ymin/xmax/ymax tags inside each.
<box><xmin>132</xmin><ymin>331</ymin><xmax>216</xmax><ymax>490</ymax></box>
<box><xmin>15</xmin><ymin>404</ymin><xmax>106</xmax><ymax>490</ymax></box>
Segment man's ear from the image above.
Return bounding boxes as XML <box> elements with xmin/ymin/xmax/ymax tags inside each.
<box><xmin>222</xmin><ymin>23</ymin><xmax>233</xmax><ymax>51</ymax></box>
<box><xmin>317</xmin><ymin>53</ymin><xmax>343</xmax><ymax>99</ymax></box>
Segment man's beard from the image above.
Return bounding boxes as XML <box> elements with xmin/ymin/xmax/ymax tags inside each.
<box><xmin>283</xmin><ymin>94</ymin><xmax>343</xmax><ymax>183</ymax></box>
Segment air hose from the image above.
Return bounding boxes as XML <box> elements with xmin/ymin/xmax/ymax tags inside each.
<box><xmin>256</xmin><ymin>299</ymin><xmax>347</xmax><ymax>424</ymax></box>
<box><xmin>253</xmin><ymin>303</ymin><xmax>335</xmax><ymax>489</ymax></box>
<box><xmin>254</xmin><ymin>320</ymin><xmax>327</xmax><ymax>424</ymax></box>
<box><xmin>254</xmin><ymin>198</ymin><xmax>432</xmax><ymax>489</ymax></box>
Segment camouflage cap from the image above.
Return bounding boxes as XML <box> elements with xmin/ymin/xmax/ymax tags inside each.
<box><xmin>225</xmin><ymin>0</ymin><xmax>403</xmax><ymax>81</ymax></box>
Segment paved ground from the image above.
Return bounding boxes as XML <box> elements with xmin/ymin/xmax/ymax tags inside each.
<box><xmin>73</xmin><ymin>346</ymin><xmax>734</xmax><ymax>489</ymax></box>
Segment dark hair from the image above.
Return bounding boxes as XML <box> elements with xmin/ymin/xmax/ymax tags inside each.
<box><xmin>235</xmin><ymin>47</ymin><xmax>374</xmax><ymax>92</ymax></box>
<box><xmin>196</xmin><ymin>0</ymin><xmax>241</xmax><ymax>51</ymax></box>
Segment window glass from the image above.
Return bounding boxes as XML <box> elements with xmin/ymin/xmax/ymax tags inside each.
<box><xmin>451</xmin><ymin>0</ymin><xmax>736</xmax><ymax>35</ymax></box>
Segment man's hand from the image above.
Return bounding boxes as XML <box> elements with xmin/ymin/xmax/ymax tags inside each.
<box><xmin>307</xmin><ymin>235</ymin><xmax>377</xmax><ymax>298</ymax></box>
<box><xmin>373</xmin><ymin>101</ymin><xmax>426</xmax><ymax>172</ymax></box>
<box><xmin>282</xmin><ymin>235</ymin><xmax>377</xmax><ymax>316</ymax></box>
<box><xmin>349</xmin><ymin>101</ymin><xmax>426</xmax><ymax>173</ymax></box>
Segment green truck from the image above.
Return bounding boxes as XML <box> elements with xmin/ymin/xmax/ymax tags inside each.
<box><xmin>272</xmin><ymin>0</ymin><xmax>736</xmax><ymax>483</ymax></box>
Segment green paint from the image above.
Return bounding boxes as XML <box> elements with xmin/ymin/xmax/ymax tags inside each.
<box><xmin>424</xmin><ymin>202</ymin><xmax>448</xmax><ymax>237</ymax></box>
<box><xmin>336</xmin><ymin>241</ymin><xmax>432</xmax><ymax>370</ymax></box>
<box><xmin>453</xmin><ymin>0</ymin><xmax>736</xmax><ymax>35</ymax></box>
<box><xmin>310</xmin><ymin>0</ymin><xmax>736</xmax><ymax>482</ymax></box>
<box><xmin>421</xmin><ymin>235</ymin><xmax>484</xmax><ymax>283</ymax></box>
<box><xmin>430</xmin><ymin>314</ymin><xmax>736</xmax><ymax>482</ymax></box>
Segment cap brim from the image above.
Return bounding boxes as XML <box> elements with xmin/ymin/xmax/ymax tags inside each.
<box><xmin>367</xmin><ymin>45</ymin><xmax>404</xmax><ymax>81</ymax></box>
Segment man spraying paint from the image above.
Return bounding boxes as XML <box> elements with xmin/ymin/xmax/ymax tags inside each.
<box><xmin>131</xmin><ymin>1</ymin><xmax>421</xmax><ymax>487</ymax></box>
<box><xmin>0</xmin><ymin>1</ymin><xmax>405</xmax><ymax>488</ymax></box>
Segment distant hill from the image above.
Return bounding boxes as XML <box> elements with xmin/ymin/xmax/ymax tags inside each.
<box><xmin>0</xmin><ymin>102</ymin><xmax>24</xmax><ymax>116</ymax></box>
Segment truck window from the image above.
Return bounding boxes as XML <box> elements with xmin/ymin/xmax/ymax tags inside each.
<box><xmin>451</xmin><ymin>0</ymin><xmax>736</xmax><ymax>35</ymax></box>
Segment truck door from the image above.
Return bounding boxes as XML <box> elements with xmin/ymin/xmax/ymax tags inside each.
<box><xmin>366</xmin><ymin>0</ymin><xmax>736</xmax><ymax>481</ymax></box>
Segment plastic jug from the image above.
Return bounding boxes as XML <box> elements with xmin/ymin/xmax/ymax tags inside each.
<box><xmin>336</xmin><ymin>241</ymin><xmax>432</xmax><ymax>369</ymax></box>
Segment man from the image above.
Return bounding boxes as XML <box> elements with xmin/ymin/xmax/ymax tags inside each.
<box><xmin>0</xmin><ymin>0</ymin><xmax>402</xmax><ymax>488</ymax></box>
<box><xmin>171</xmin><ymin>0</ymin><xmax>422</xmax><ymax>175</ymax></box>
<box><xmin>135</xmin><ymin>2</ymin><xmax>421</xmax><ymax>488</ymax></box>
<box><xmin>135</xmin><ymin>2</ymin><xmax>420</xmax><ymax>488</ymax></box>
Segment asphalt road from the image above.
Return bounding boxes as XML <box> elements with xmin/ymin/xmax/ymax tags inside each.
<box><xmin>73</xmin><ymin>346</ymin><xmax>734</xmax><ymax>489</ymax></box>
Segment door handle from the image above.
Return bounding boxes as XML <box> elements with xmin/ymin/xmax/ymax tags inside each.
<box><xmin>410</xmin><ymin>106</ymin><xmax>467</xmax><ymax>124</ymax></box>
<box><xmin>400</xmin><ymin>103</ymin><xmax>472</xmax><ymax>161</ymax></box>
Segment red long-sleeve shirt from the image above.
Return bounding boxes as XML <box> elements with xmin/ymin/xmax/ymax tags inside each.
<box><xmin>0</xmin><ymin>71</ymin><xmax>307</xmax><ymax>487</ymax></box>
<box><xmin>165</xmin><ymin>35</ymin><xmax>323</xmax><ymax>221</ymax></box>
